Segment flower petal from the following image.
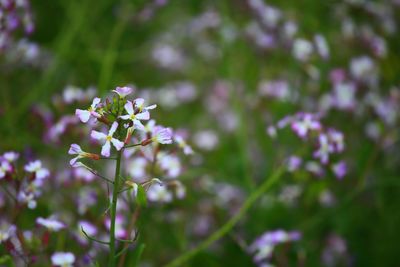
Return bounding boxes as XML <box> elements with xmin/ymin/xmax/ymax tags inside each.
<box><xmin>136</xmin><ymin>111</ymin><xmax>150</xmax><ymax>120</ymax></box>
<box><xmin>111</xmin><ymin>138</ymin><xmax>124</xmax><ymax>151</ymax></box>
<box><xmin>75</xmin><ymin>109</ymin><xmax>90</xmax><ymax>123</ymax></box>
<box><xmin>101</xmin><ymin>141</ymin><xmax>111</xmax><ymax>157</ymax></box>
<box><xmin>91</xmin><ymin>130</ymin><xmax>107</xmax><ymax>140</ymax></box>
<box><xmin>108</xmin><ymin>122</ymin><xmax>119</xmax><ymax>136</ymax></box>
<box><xmin>124</xmin><ymin>101</ymin><xmax>134</xmax><ymax>115</ymax></box>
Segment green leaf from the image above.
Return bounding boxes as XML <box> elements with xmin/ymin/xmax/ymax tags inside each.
<box><xmin>132</xmin><ymin>243</ymin><xmax>146</xmax><ymax>267</ymax></box>
<box><xmin>136</xmin><ymin>184</ymin><xmax>147</xmax><ymax>207</ymax></box>
<box><xmin>0</xmin><ymin>255</ymin><xmax>15</xmax><ymax>267</ymax></box>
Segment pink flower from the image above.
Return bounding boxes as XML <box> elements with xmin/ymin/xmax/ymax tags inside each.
<box><xmin>291</xmin><ymin>113</ymin><xmax>321</xmax><ymax>138</ymax></box>
<box><xmin>51</xmin><ymin>252</ymin><xmax>75</xmax><ymax>267</ymax></box>
<box><xmin>113</xmin><ymin>86</ymin><xmax>134</xmax><ymax>98</ymax></box>
<box><xmin>75</xmin><ymin>97</ymin><xmax>101</xmax><ymax>123</ymax></box>
<box><xmin>174</xmin><ymin>135</ymin><xmax>194</xmax><ymax>155</ymax></box>
<box><xmin>152</xmin><ymin>126</ymin><xmax>173</xmax><ymax>144</ymax></box>
<box><xmin>90</xmin><ymin>122</ymin><xmax>124</xmax><ymax>157</ymax></box>
<box><xmin>119</xmin><ymin>101</ymin><xmax>150</xmax><ymax>131</ymax></box>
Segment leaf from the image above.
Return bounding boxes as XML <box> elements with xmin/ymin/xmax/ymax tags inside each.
<box><xmin>132</xmin><ymin>243</ymin><xmax>146</xmax><ymax>267</ymax></box>
<box><xmin>0</xmin><ymin>255</ymin><xmax>15</xmax><ymax>267</ymax></box>
<box><xmin>136</xmin><ymin>184</ymin><xmax>147</xmax><ymax>207</ymax></box>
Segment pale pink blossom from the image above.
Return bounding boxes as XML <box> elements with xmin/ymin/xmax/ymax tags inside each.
<box><xmin>91</xmin><ymin>122</ymin><xmax>124</xmax><ymax>157</ymax></box>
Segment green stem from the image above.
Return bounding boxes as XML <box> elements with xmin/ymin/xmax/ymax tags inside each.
<box><xmin>109</xmin><ymin>150</ymin><xmax>123</xmax><ymax>267</ymax></box>
<box><xmin>164</xmin><ymin>166</ymin><xmax>285</xmax><ymax>267</ymax></box>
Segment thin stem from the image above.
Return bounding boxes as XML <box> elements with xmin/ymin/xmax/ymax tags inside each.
<box><xmin>85</xmin><ymin>167</ymin><xmax>114</xmax><ymax>184</ymax></box>
<box><xmin>1</xmin><ymin>184</ymin><xmax>17</xmax><ymax>203</ymax></box>
<box><xmin>109</xmin><ymin>150</ymin><xmax>123</xmax><ymax>267</ymax></box>
<box><xmin>81</xmin><ymin>227</ymin><xmax>110</xmax><ymax>245</ymax></box>
<box><xmin>124</xmin><ymin>143</ymin><xmax>141</xmax><ymax>149</ymax></box>
<box><xmin>164</xmin><ymin>166</ymin><xmax>285</xmax><ymax>267</ymax></box>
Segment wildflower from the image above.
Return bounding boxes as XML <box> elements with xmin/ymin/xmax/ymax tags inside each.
<box><xmin>68</xmin><ymin>144</ymin><xmax>100</xmax><ymax>166</ymax></box>
<box><xmin>331</xmin><ymin>82</ymin><xmax>356</xmax><ymax>110</ymax></box>
<box><xmin>314</xmin><ymin>34</ymin><xmax>330</xmax><ymax>59</ymax></box>
<box><xmin>51</xmin><ymin>252</ymin><xmax>75</xmax><ymax>267</ymax></box>
<box><xmin>250</xmin><ymin>229</ymin><xmax>301</xmax><ymax>265</ymax></box>
<box><xmin>152</xmin><ymin>126</ymin><xmax>173</xmax><ymax>144</ymax></box>
<box><xmin>90</xmin><ymin>122</ymin><xmax>124</xmax><ymax>157</ymax></box>
<box><xmin>193</xmin><ymin>130</ymin><xmax>219</xmax><ymax>151</ymax></box>
<box><xmin>125</xmin><ymin>180</ymin><xmax>138</xmax><ymax>197</ymax></box>
<box><xmin>159</xmin><ymin>153</ymin><xmax>181</xmax><ymax>178</ymax></box>
<box><xmin>292</xmin><ymin>38</ymin><xmax>313</xmax><ymax>61</ymax></box>
<box><xmin>75</xmin><ymin>97</ymin><xmax>101</xmax><ymax>123</ymax></box>
<box><xmin>305</xmin><ymin>161</ymin><xmax>324</xmax><ymax>177</ymax></box>
<box><xmin>286</xmin><ymin>156</ymin><xmax>302</xmax><ymax>172</ymax></box>
<box><xmin>24</xmin><ymin>160</ymin><xmax>49</xmax><ymax>180</ymax></box>
<box><xmin>332</xmin><ymin>161</ymin><xmax>347</xmax><ymax>180</ymax></box>
<box><xmin>18</xmin><ymin>191</ymin><xmax>37</xmax><ymax>209</ymax></box>
<box><xmin>328</xmin><ymin>129</ymin><xmax>345</xmax><ymax>152</ymax></box>
<box><xmin>2</xmin><ymin>151</ymin><xmax>19</xmax><ymax>162</ymax></box>
<box><xmin>175</xmin><ymin>135</ymin><xmax>194</xmax><ymax>155</ymax></box>
<box><xmin>134</xmin><ymin>98</ymin><xmax>157</xmax><ymax>112</ymax></box>
<box><xmin>0</xmin><ymin>160</ymin><xmax>11</xmax><ymax>179</ymax></box>
<box><xmin>119</xmin><ymin>101</ymin><xmax>150</xmax><ymax>131</ymax></box>
<box><xmin>127</xmin><ymin>158</ymin><xmax>147</xmax><ymax>181</ymax></box>
<box><xmin>314</xmin><ymin>134</ymin><xmax>334</xmax><ymax>164</ymax></box>
<box><xmin>147</xmin><ymin>183</ymin><xmax>173</xmax><ymax>203</ymax></box>
<box><xmin>291</xmin><ymin>113</ymin><xmax>321</xmax><ymax>138</ymax></box>
<box><xmin>0</xmin><ymin>222</ymin><xmax>16</xmax><ymax>244</ymax></box>
<box><xmin>113</xmin><ymin>86</ymin><xmax>134</xmax><ymax>98</ymax></box>
<box><xmin>36</xmin><ymin>217</ymin><xmax>65</xmax><ymax>232</ymax></box>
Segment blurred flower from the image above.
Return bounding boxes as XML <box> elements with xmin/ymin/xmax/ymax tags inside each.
<box><xmin>68</xmin><ymin>144</ymin><xmax>99</xmax><ymax>166</ymax></box>
<box><xmin>24</xmin><ymin>160</ymin><xmax>49</xmax><ymax>180</ymax></box>
<box><xmin>36</xmin><ymin>217</ymin><xmax>65</xmax><ymax>232</ymax></box>
<box><xmin>51</xmin><ymin>252</ymin><xmax>75</xmax><ymax>267</ymax></box>
<box><xmin>292</xmin><ymin>38</ymin><xmax>313</xmax><ymax>61</ymax></box>
<box><xmin>0</xmin><ymin>160</ymin><xmax>11</xmax><ymax>179</ymax></box>
<box><xmin>193</xmin><ymin>130</ymin><xmax>219</xmax><ymax>151</ymax></box>
<box><xmin>147</xmin><ymin>183</ymin><xmax>173</xmax><ymax>203</ymax></box>
<box><xmin>0</xmin><ymin>222</ymin><xmax>16</xmax><ymax>244</ymax></box>
<box><xmin>332</xmin><ymin>161</ymin><xmax>347</xmax><ymax>179</ymax></box>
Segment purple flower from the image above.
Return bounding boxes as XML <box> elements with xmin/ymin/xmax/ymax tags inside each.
<box><xmin>313</xmin><ymin>134</ymin><xmax>334</xmax><ymax>164</ymax></box>
<box><xmin>291</xmin><ymin>113</ymin><xmax>321</xmax><ymax>138</ymax></box>
<box><xmin>332</xmin><ymin>161</ymin><xmax>347</xmax><ymax>180</ymax></box>
<box><xmin>286</xmin><ymin>156</ymin><xmax>302</xmax><ymax>172</ymax></box>
<box><xmin>152</xmin><ymin>126</ymin><xmax>173</xmax><ymax>144</ymax></box>
<box><xmin>134</xmin><ymin>98</ymin><xmax>157</xmax><ymax>112</ymax></box>
<box><xmin>68</xmin><ymin>144</ymin><xmax>99</xmax><ymax>166</ymax></box>
<box><xmin>75</xmin><ymin>97</ymin><xmax>101</xmax><ymax>123</ymax></box>
<box><xmin>91</xmin><ymin>122</ymin><xmax>124</xmax><ymax>157</ymax></box>
<box><xmin>36</xmin><ymin>217</ymin><xmax>65</xmax><ymax>232</ymax></box>
<box><xmin>113</xmin><ymin>86</ymin><xmax>134</xmax><ymax>98</ymax></box>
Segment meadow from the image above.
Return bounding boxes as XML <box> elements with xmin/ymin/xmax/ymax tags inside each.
<box><xmin>1</xmin><ymin>0</ymin><xmax>400</xmax><ymax>266</ymax></box>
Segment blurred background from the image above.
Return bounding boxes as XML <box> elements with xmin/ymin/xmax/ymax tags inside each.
<box><xmin>1</xmin><ymin>0</ymin><xmax>400</xmax><ymax>266</ymax></box>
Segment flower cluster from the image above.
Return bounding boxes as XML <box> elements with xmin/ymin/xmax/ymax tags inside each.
<box><xmin>0</xmin><ymin>0</ymin><xmax>34</xmax><ymax>51</ymax></box>
<box><xmin>249</xmin><ymin>229</ymin><xmax>301</xmax><ymax>266</ymax></box>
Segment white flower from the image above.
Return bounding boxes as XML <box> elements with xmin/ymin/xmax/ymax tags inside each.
<box><xmin>119</xmin><ymin>101</ymin><xmax>150</xmax><ymax>131</ymax></box>
<box><xmin>36</xmin><ymin>217</ymin><xmax>65</xmax><ymax>232</ymax></box>
<box><xmin>68</xmin><ymin>144</ymin><xmax>98</xmax><ymax>166</ymax></box>
<box><xmin>0</xmin><ymin>161</ymin><xmax>11</xmax><ymax>179</ymax></box>
<box><xmin>2</xmin><ymin>151</ymin><xmax>19</xmax><ymax>162</ymax></box>
<box><xmin>90</xmin><ymin>122</ymin><xmax>124</xmax><ymax>157</ymax></box>
<box><xmin>51</xmin><ymin>252</ymin><xmax>75</xmax><ymax>267</ymax></box>
<box><xmin>0</xmin><ymin>222</ymin><xmax>16</xmax><ymax>244</ymax></box>
<box><xmin>152</xmin><ymin>126</ymin><xmax>173</xmax><ymax>144</ymax></box>
<box><xmin>75</xmin><ymin>97</ymin><xmax>101</xmax><ymax>123</ymax></box>
<box><xmin>24</xmin><ymin>160</ymin><xmax>49</xmax><ymax>180</ymax></box>
<box><xmin>292</xmin><ymin>38</ymin><xmax>313</xmax><ymax>61</ymax></box>
<box><xmin>134</xmin><ymin>98</ymin><xmax>157</xmax><ymax>112</ymax></box>
<box><xmin>147</xmin><ymin>183</ymin><xmax>173</xmax><ymax>203</ymax></box>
